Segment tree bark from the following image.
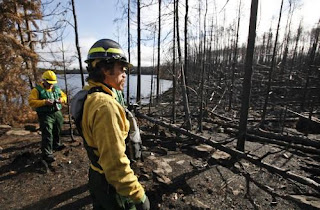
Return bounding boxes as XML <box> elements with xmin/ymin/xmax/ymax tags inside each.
<box><xmin>61</xmin><ymin>40</ymin><xmax>75</xmax><ymax>142</ymax></box>
<box><xmin>127</xmin><ymin>0</ymin><xmax>131</xmax><ymax>105</ymax></box>
<box><xmin>172</xmin><ymin>0</ymin><xmax>176</xmax><ymax>123</ymax></box>
<box><xmin>156</xmin><ymin>0</ymin><xmax>161</xmax><ymax>102</ymax></box>
<box><xmin>176</xmin><ymin>0</ymin><xmax>192</xmax><ymax>130</ymax></box>
<box><xmin>228</xmin><ymin>0</ymin><xmax>241</xmax><ymax>111</ymax></box>
<box><xmin>71</xmin><ymin>0</ymin><xmax>84</xmax><ymax>87</ymax></box>
<box><xmin>137</xmin><ymin>0</ymin><xmax>141</xmax><ymax>104</ymax></box>
<box><xmin>198</xmin><ymin>0</ymin><xmax>208</xmax><ymax>132</ymax></box>
<box><xmin>260</xmin><ymin>0</ymin><xmax>284</xmax><ymax>125</ymax></box>
<box><xmin>237</xmin><ymin>0</ymin><xmax>259</xmax><ymax>151</ymax></box>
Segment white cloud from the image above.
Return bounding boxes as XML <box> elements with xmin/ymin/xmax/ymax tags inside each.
<box><xmin>38</xmin><ymin>0</ymin><xmax>320</xmax><ymax>70</ymax></box>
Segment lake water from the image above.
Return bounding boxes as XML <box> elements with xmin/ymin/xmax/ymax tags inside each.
<box><xmin>57</xmin><ymin>74</ymin><xmax>172</xmax><ymax>104</ymax></box>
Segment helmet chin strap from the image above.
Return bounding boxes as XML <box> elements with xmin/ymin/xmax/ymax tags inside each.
<box><xmin>43</xmin><ymin>80</ymin><xmax>53</xmax><ymax>89</ymax></box>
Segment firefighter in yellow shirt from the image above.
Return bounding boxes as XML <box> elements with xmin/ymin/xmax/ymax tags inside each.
<box><xmin>29</xmin><ymin>70</ymin><xmax>67</xmax><ymax>163</ymax></box>
<box><xmin>77</xmin><ymin>39</ymin><xmax>150</xmax><ymax>209</ymax></box>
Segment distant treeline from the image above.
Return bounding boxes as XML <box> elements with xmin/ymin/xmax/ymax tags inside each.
<box><xmin>46</xmin><ymin>66</ymin><xmax>172</xmax><ymax>80</ymax></box>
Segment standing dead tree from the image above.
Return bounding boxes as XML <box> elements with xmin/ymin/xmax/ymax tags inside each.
<box><xmin>176</xmin><ymin>0</ymin><xmax>192</xmax><ymax>130</ymax></box>
<box><xmin>198</xmin><ymin>0</ymin><xmax>208</xmax><ymax>132</ymax></box>
<box><xmin>156</xmin><ymin>0</ymin><xmax>161</xmax><ymax>102</ymax></box>
<box><xmin>172</xmin><ymin>0</ymin><xmax>177</xmax><ymax>123</ymax></box>
<box><xmin>137</xmin><ymin>0</ymin><xmax>141</xmax><ymax>104</ymax></box>
<box><xmin>301</xmin><ymin>20</ymin><xmax>320</xmax><ymax>113</ymax></box>
<box><xmin>260</xmin><ymin>0</ymin><xmax>284</xmax><ymax>126</ymax></box>
<box><xmin>228</xmin><ymin>0</ymin><xmax>241</xmax><ymax>111</ymax></box>
<box><xmin>127</xmin><ymin>0</ymin><xmax>131</xmax><ymax>105</ymax></box>
<box><xmin>237</xmin><ymin>0</ymin><xmax>259</xmax><ymax>151</ymax></box>
<box><xmin>71</xmin><ymin>0</ymin><xmax>84</xmax><ymax>88</ymax></box>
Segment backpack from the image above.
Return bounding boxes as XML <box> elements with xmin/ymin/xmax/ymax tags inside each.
<box><xmin>70</xmin><ymin>87</ymin><xmax>143</xmax><ymax>161</ymax></box>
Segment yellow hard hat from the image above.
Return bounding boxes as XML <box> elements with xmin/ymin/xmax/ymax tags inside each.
<box><xmin>42</xmin><ymin>70</ymin><xmax>57</xmax><ymax>84</ymax></box>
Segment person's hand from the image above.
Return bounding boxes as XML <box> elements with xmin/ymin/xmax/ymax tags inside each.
<box><xmin>135</xmin><ymin>195</ymin><xmax>150</xmax><ymax>210</ymax></box>
<box><xmin>45</xmin><ymin>99</ymin><xmax>54</xmax><ymax>106</ymax></box>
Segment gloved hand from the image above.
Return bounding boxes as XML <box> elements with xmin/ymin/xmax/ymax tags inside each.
<box><xmin>135</xmin><ymin>195</ymin><xmax>150</xmax><ymax>210</ymax></box>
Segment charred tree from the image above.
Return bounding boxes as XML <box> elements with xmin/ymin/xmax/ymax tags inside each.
<box><xmin>301</xmin><ymin>21</ymin><xmax>319</xmax><ymax>112</ymax></box>
<box><xmin>198</xmin><ymin>0</ymin><xmax>208</xmax><ymax>132</ymax></box>
<box><xmin>184</xmin><ymin>0</ymin><xmax>189</xmax><ymax>97</ymax></box>
<box><xmin>172</xmin><ymin>0</ymin><xmax>177</xmax><ymax>123</ymax></box>
<box><xmin>237</xmin><ymin>0</ymin><xmax>259</xmax><ymax>151</ymax></box>
<box><xmin>71</xmin><ymin>0</ymin><xmax>84</xmax><ymax>88</ymax></box>
<box><xmin>61</xmin><ymin>40</ymin><xmax>75</xmax><ymax>141</ymax></box>
<box><xmin>176</xmin><ymin>0</ymin><xmax>192</xmax><ymax>130</ymax></box>
<box><xmin>137</xmin><ymin>0</ymin><xmax>141</xmax><ymax>104</ymax></box>
<box><xmin>228</xmin><ymin>0</ymin><xmax>241</xmax><ymax>111</ymax></box>
<box><xmin>156</xmin><ymin>0</ymin><xmax>161</xmax><ymax>102</ymax></box>
<box><xmin>127</xmin><ymin>0</ymin><xmax>131</xmax><ymax>105</ymax></box>
<box><xmin>260</xmin><ymin>0</ymin><xmax>284</xmax><ymax>126</ymax></box>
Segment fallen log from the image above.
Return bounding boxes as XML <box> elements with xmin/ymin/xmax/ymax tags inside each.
<box><xmin>205</xmin><ymin>116</ymin><xmax>320</xmax><ymax>149</ymax></box>
<box><xmin>137</xmin><ymin>112</ymin><xmax>320</xmax><ymax>192</ymax></box>
<box><xmin>245</xmin><ymin>134</ymin><xmax>320</xmax><ymax>155</ymax></box>
<box><xmin>247</xmin><ymin>129</ymin><xmax>320</xmax><ymax>149</ymax></box>
<box><xmin>224</xmin><ymin>128</ymin><xmax>320</xmax><ymax>155</ymax></box>
<box><xmin>286</xmin><ymin>108</ymin><xmax>320</xmax><ymax>134</ymax></box>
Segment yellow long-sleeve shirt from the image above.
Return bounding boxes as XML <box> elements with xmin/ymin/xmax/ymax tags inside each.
<box><xmin>28</xmin><ymin>83</ymin><xmax>67</xmax><ymax>108</ymax></box>
<box><xmin>81</xmin><ymin>80</ymin><xmax>145</xmax><ymax>203</ymax></box>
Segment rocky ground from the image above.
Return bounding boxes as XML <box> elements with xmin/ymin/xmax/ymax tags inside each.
<box><xmin>1</xmin><ymin>92</ymin><xmax>320</xmax><ymax>209</ymax></box>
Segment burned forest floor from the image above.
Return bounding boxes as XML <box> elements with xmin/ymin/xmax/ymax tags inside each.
<box><xmin>1</xmin><ymin>88</ymin><xmax>320</xmax><ymax>210</ymax></box>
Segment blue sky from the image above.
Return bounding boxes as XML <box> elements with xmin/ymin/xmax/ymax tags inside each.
<box><xmin>75</xmin><ymin>0</ymin><xmax>121</xmax><ymax>41</ymax></box>
<box><xmin>38</xmin><ymin>0</ymin><xmax>320</xmax><ymax>69</ymax></box>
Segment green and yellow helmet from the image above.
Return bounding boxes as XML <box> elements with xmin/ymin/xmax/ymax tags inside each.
<box><xmin>85</xmin><ymin>39</ymin><xmax>132</xmax><ymax>68</ymax></box>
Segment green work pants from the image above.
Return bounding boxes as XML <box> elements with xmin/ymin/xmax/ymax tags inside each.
<box><xmin>37</xmin><ymin>111</ymin><xmax>64</xmax><ymax>157</ymax></box>
<box><xmin>88</xmin><ymin>168</ymin><xmax>136</xmax><ymax>210</ymax></box>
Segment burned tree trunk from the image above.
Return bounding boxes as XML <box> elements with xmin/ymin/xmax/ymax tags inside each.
<box><xmin>198</xmin><ymin>0</ymin><xmax>208</xmax><ymax>132</ymax></box>
<box><xmin>71</xmin><ymin>0</ymin><xmax>85</xmax><ymax>88</ymax></box>
<box><xmin>301</xmin><ymin>20</ymin><xmax>319</xmax><ymax>112</ymax></box>
<box><xmin>156</xmin><ymin>0</ymin><xmax>161</xmax><ymax>102</ymax></box>
<box><xmin>127</xmin><ymin>0</ymin><xmax>131</xmax><ymax>105</ymax></box>
<box><xmin>260</xmin><ymin>0</ymin><xmax>284</xmax><ymax>125</ymax></box>
<box><xmin>172</xmin><ymin>0</ymin><xmax>176</xmax><ymax>123</ymax></box>
<box><xmin>176</xmin><ymin>0</ymin><xmax>192</xmax><ymax>130</ymax></box>
<box><xmin>137</xmin><ymin>0</ymin><xmax>141</xmax><ymax>104</ymax></box>
<box><xmin>237</xmin><ymin>0</ymin><xmax>259</xmax><ymax>151</ymax></box>
<box><xmin>228</xmin><ymin>0</ymin><xmax>241</xmax><ymax>111</ymax></box>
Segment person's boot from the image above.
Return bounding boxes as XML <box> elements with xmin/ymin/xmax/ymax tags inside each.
<box><xmin>43</xmin><ymin>154</ymin><xmax>56</xmax><ymax>163</ymax></box>
<box><xmin>53</xmin><ymin>143</ymin><xmax>66</xmax><ymax>151</ymax></box>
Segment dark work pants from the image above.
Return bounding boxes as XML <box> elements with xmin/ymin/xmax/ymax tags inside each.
<box><xmin>38</xmin><ymin>111</ymin><xmax>63</xmax><ymax>157</ymax></box>
<box><xmin>88</xmin><ymin>168</ymin><xmax>136</xmax><ymax>210</ymax></box>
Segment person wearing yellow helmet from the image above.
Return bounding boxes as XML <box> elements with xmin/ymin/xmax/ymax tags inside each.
<box><xmin>28</xmin><ymin>70</ymin><xmax>67</xmax><ymax>163</ymax></box>
<box><xmin>74</xmin><ymin>39</ymin><xmax>150</xmax><ymax>210</ymax></box>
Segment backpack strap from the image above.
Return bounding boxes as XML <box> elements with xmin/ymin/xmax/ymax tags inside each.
<box><xmin>76</xmin><ymin>86</ymin><xmax>111</xmax><ymax>171</ymax></box>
